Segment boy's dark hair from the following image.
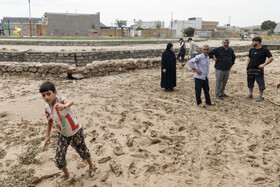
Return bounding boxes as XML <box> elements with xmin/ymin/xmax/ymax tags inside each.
<box><xmin>39</xmin><ymin>82</ymin><xmax>56</xmax><ymax>93</ymax></box>
<box><xmin>187</xmin><ymin>38</ymin><xmax>192</xmax><ymax>42</ymax></box>
<box><xmin>252</xmin><ymin>37</ymin><xmax>262</xmax><ymax>43</ymax></box>
<box><xmin>179</xmin><ymin>38</ymin><xmax>183</xmax><ymax>41</ymax></box>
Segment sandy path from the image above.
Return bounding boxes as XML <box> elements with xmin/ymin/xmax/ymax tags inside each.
<box><xmin>0</xmin><ymin>52</ymin><xmax>280</xmax><ymax>187</ymax></box>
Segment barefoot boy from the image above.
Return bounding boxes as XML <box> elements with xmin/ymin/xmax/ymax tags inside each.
<box><xmin>40</xmin><ymin>81</ymin><xmax>96</xmax><ymax>179</ymax></box>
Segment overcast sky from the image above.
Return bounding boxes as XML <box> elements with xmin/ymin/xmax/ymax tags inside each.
<box><xmin>1</xmin><ymin>0</ymin><xmax>279</xmax><ymax>27</ymax></box>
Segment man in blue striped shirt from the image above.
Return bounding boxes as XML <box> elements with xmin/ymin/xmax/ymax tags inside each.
<box><xmin>188</xmin><ymin>45</ymin><xmax>214</xmax><ymax>107</ymax></box>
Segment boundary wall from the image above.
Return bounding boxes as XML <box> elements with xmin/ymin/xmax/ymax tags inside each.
<box><xmin>0</xmin><ymin>58</ymin><xmax>161</xmax><ymax>79</ymax></box>
<box><xmin>0</xmin><ymin>46</ymin><xmax>252</xmax><ymax>66</ymax></box>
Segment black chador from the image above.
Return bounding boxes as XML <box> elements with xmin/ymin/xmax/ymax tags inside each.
<box><xmin>161</xmin><ymin>43</ymin><xmax>176</xmax><ymax>91</ymax></box>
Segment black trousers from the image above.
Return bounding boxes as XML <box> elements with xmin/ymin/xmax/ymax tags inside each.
<box><xmin>177</xmin><ymin>51</ymin><xmax>186</xmax><ymax>63</ymax></box>
<box><xmin>195</xmin><ymin>78</ymin><xmax>211</xmax><ymax>105</ymax></box>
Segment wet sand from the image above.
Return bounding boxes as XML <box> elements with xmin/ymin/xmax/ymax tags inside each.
<box><xmin>0</xmin><ymin>50</ymin><xmax>280</xmax><ymax>187</ymax></box>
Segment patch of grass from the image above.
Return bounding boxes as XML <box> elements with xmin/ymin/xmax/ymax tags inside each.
<box><xmin>0</xmin><ymin>168</ymin><xmax>38</xmax><ymax>187</ymax></box>
<box><xmin>25</xmin><ymin>137</ymin><xmax>44</xmax><ymax>147</ymax></box>
<box><xmin>18</xmin><ymin>147</ymin><xmax>45</xmax><ymax>165</ymax></box>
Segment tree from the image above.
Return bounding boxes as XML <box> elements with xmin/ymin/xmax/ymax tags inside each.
<box><xmin>261</xmin><ymin>20</ymin><xmax>277</xmax><ymax>33</ymax></box>
<box><xmin>183</xmin><ymin>27</ymin><xmax>195</xmax><ymax>37</ymax></box>
<box><xmin>154</xmin><ymin>20</ymin><xmax>162</xmax><ymax>37</ymax></box>
<box><xmin>155</xmin><ymin>21</ymin><xmax>162</xmax><ymax>30</ymax></box>
<box><xmin>115</xmin><ymin>19</ymin><xmax>126</xmax><ymax>28</ymax></box>
<box><xmin>91</xmin><ymin>23</ymin><xmax>95</xmax><ymax>30</ymax></box>
<box><xmin>115</xmin><ymin>19</ymin><xmax>126</xmax><ymax>37</ymax></box>
<box><xmin>136</xmin><ymin>27</ymin><xmax>144</xmax><ymax>31</ymax></box>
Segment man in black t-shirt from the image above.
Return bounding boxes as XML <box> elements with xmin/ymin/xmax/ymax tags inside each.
<box><xmin>246</xmin><ymin>37</ymin><xmax>274</xmax><ymax>102</ymax></box>
<box><xmin>209</xmin><ymin>38</ymin><xmax>235</xmax><ymax>100</ymax></box>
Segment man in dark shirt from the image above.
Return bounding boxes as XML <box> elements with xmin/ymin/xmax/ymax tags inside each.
<box><xmin>246</xmin><ymin>37</ymin><xmax>273</xmax><ymax>102</ymax></box>
<box><xmin>209</xmin><ymin>39</ymin><xmax>235</xmax><ymax>99</ymax></box>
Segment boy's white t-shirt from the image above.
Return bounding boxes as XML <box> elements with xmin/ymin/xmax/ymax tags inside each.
<box><xmin>45</xmin><ymin>96</ymin><xmax>81</xmax><ymax>137</ymax></box>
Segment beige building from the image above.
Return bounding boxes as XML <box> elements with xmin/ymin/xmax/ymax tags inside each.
<box><xmin>44</xmin><ymin>12</ymin><xmax>101</xmax><ymax>36</ymax></box>
<box><xmin>201</xmin><ymin>21</ymin><xmax>219</xmax><ymax>30</ymax></box>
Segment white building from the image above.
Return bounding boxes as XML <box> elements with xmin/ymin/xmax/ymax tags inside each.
<box><xmin>135</xmin><ymin>20</ymin><xmax>165</xmax><ymax>29</ymax></box>
<box><xmin>172</xmin><ymin>17</ymin><xmax>202</xmax><ymax>37</ymax></box>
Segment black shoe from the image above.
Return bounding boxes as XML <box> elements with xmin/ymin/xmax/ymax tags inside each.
<box><xmin>221</xmin><ymin>93</ymin><xmax>228</xmax><ymax>97</ymax></box>
<box><xmin>198</xmin><ymin>104</ymin><xmax>206</xmax><ymax>108</ymax></box>
<box><xmin>164</xmin><ymin>88</ymin><xmax>172</xmax><ymax>92</ymax></box>
<box><xmin>216</xmin><ymin>96</ymin><xmax>224</xmax><ymax>100</ymax></box>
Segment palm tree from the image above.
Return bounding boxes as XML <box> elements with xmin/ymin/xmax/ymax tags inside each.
<box><xmin>115</xmin><ymin>19</ymin><xmax>126</xmax><ymax>37</ymax></box>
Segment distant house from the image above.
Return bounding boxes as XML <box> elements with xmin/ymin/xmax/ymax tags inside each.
<box><xmin>135</xmin><ymin>20</ymin><xmax>165</xmax><ymax>29</ymax></box>
<box><xmin>44</xmin><ymin>12</ymin><xmax>101</xmax><ymax>36</ymax></box>
<box><xmin>218</xmin><ymin>25</ymin><xmax>241</xmax><ymax>33</ymax></box>
<box><xmin>274</xmin><ymin>23</ymin><xmax>280</xmax><ymax>34</ymax></box>
<box><xmin>172</xmin><ymin>17</ymin><xmax>219</xmax><ymax>37</ymax></box>
<box><xmin>172</xmin><ymin>17</ymin><xmax>202</xmax><ymax>37</ymax></box>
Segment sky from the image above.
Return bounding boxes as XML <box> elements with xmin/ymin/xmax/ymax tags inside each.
<box><xmin>0</xmin><ymin>0</ymin><xmax>279</xmax><ymax>28</ymax></box>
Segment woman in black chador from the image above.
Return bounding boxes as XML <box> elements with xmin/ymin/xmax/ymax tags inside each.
<box><xmin>161</xmin><ymin>43</ymin><xmax>176</xmax><ymax>91</ymax></box>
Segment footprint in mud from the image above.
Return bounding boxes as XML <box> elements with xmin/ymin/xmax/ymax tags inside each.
<box><xmin>102</xmin><ymin>132</ymin><xmax>116</xmax><ymax>140</ymax></box>
<box><xmin>98</xmin><ymin>156</ymin><xmax>112</xmax><ymax>164</ymax></box>
<box><xmin>109</xmin><ymin>160</ymin><xmax>122</xmax><ymax>177</ymax></box>
<box><xmin>150</xmin><ymin>130</ymin><xmax>158</xmax><ymax>138</ymax></box>
<box><xmin>169</xmin><ymin>126</ymin><xmax>177</xmax><ymax>134</ymax></box>
<box><xmin>144</xmin><ymin>164</ymin><xmax>161</xmax><ymax>177</ymax></box>
<box><xmin>126</xmin><ymin>135</ymin><xmax>134</xmax><ymax>147</ymax></box>
<box><xmin>142</xmin><ymin>121</ymin><xmax>154</xmax><ymax>127</ymax></box>
<box><xmin>94</xmin><ymin>145</ymin><xmax>105</xmax><ymax>156</ymax></box>
<box><xmin>100</xmin><ymin>170</ymin><xmax>110</xmax><ymax>182</ymax></box>
<box><xmin>109</xmin><ymin>123</ymin><xmax>123</xmax><ymax>129</ymax></box>
<box><xmin>133</xmin><ymin>124</ymin><xmax>148</xmax><ymax>135</ymax></box>
<box><xmin>113</xmin><ymin>146</ymin><xmax>125</xmax><ymax>156</ymax></box>
<box><xmin>55</xmin><ymin>176</ymin><xmax>83</xmax><ymax>187</ymax></box>
<box><xmin>118</xmin><ymin>111</ymin><xmax>128</xmax><ymax>124</ymax></box>
<box><xmin>90</xmin><ymin>130</ymin><xmax>99</xmax><ymax>143</ymax></box>
<box><xmin>128</xmin><ymin>162</ymin><xmax>137</xmax><ymax>175</ymax></box>
<box><xmin>248</xmin><ymin>144</ymin><xmax>258</xmax><ymax>152</ymax></box>
<box><xmin>149</xmin><ymin>138</ymin><xmax>161</xmax><ymax>145</ymax></box>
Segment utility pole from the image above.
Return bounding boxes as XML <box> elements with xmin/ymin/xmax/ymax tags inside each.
<box><xmin>28</xmin><ymin>0</ymin><xmax>32</xmax><ymax>37</ymax></box>
<box><xmin>171</xmin><ymin>11</ymin><xmax>173</xmax><ymax>38</ymax></box>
